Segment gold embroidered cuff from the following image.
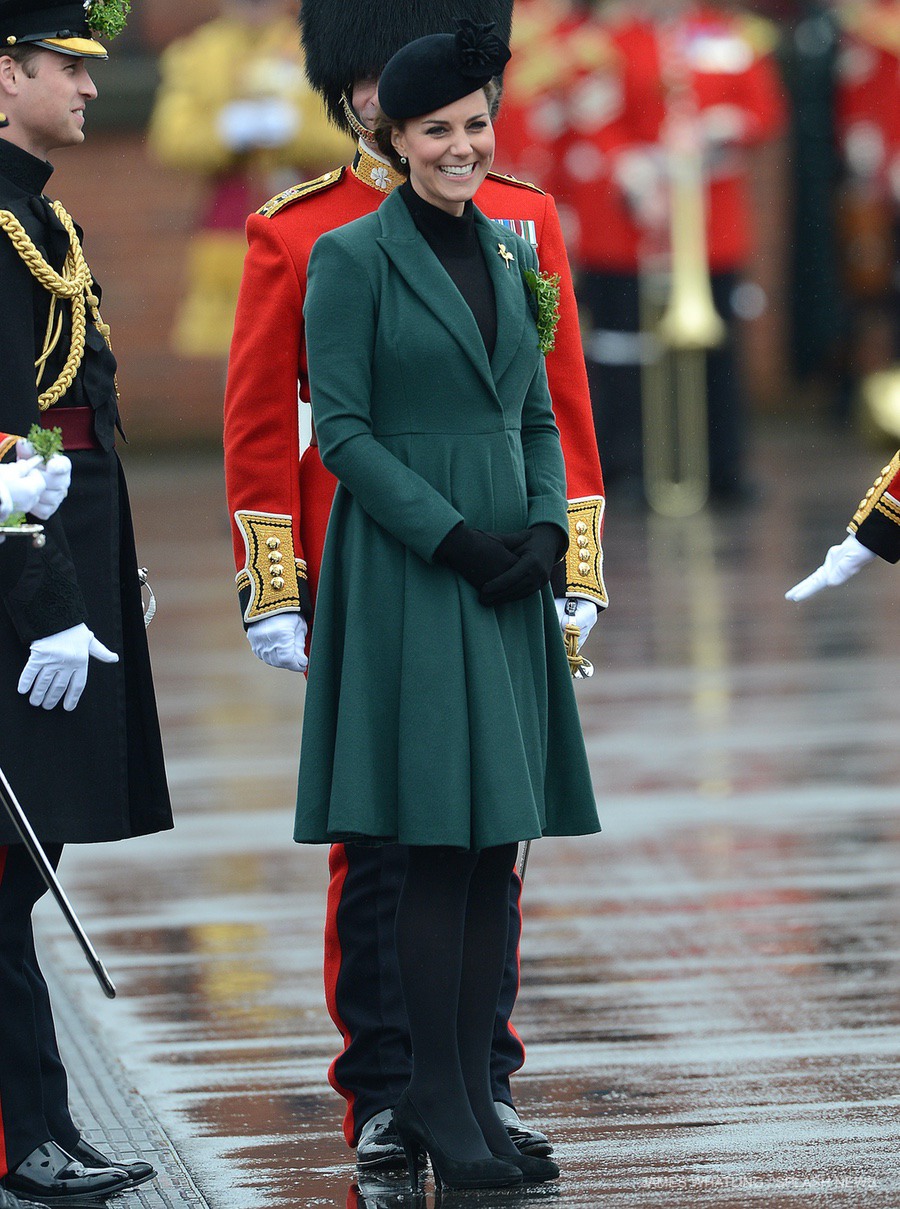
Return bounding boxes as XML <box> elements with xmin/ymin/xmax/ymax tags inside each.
<box><xmin>849</xmin><ymin>451</ymin><xmax>900</xmax><ymax>533</ymax></box>
<box><xmin>0</xmin><ymin>432</ymin><xmax>20</xmax><ymax>460</ymax></box>
<box><xmin>235</xmin><ymin>511</ymin><xmax>307</xmax><ymax>622</ymax></box>
<box><xmin>565</xmin><ymin>496</ymin><xmax>608</xmax><ymax>607</ymax></box>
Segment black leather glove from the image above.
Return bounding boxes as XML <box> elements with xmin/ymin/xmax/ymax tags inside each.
<box><xmin>478</xmin><ymin>523</ymin><xmax>567</xmax><ymax>606</ymax></box>
<box><xmin>435</xmin><ymin>523</ymin><xmax>519</xmax><ymax>590</ymax></box>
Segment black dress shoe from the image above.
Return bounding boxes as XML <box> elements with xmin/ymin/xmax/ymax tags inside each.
<box><xmin>356</xmin><ymin>1110</ymin><xmax>425</xmax><ymax>1172</ymax></box>
<box><xmin>4</xmin><ymin>1142</ymin><xmax>129</xmax><ymax>1203</ymax></box>
<box><xmin>68</xmin><ymin>1140</ymin><xmax>156</xmax><ymax>1189</ymax></box>
<box><xmin>494</xmin><ymin>1102</ymin><xmax>554</xmax><ymax>1156</ymax></box>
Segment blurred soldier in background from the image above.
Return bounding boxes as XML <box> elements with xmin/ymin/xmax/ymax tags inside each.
<box><xmin>147</xmin><ymin>0</ymin><xmax>352</xmax><ymax>359</ymax></box>
<box><xmin>554</xmin><ymin>0</ymin><xmax>787</xmax><ymax>503</ymax></box>
<box><xmin>493</xmin><ymin>0</ymin><xmax>617</xmax><ymax>186</ymax></box>
<box><xmin>834</xmin><ymin>0</ymin><xmax>900</xmax><ymax>427</ymax></box>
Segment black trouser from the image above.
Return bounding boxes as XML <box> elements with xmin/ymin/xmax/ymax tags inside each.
<box><xmin>325</xmin><ymin>843</ymin><xmax>525</xmax><ymax>1146</ymax></box>
<box><xmin>579</xmin><ymin>269</ymin><xmax>745</xmax><ymax>495</ymax></box>
<box><xmin>0</xmin><ymin>844</ymin><xmax>80</xmax><ymax>1177</ymax></box>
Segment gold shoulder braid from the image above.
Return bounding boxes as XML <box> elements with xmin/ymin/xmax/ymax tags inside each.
<box><xmin>0</xmin><ymin>200</ymin><xmax>114</xmax><ymax>411</ymax></box>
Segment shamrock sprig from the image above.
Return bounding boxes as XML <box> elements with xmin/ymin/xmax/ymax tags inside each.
<box><xmin>26</xmin><ymin>424</ymin><xmax>63</xmax><ymax>464</ymax></box>
<box><xmin>523</xmin><ymin>268</ymin><xmax>561</xmax><ymax>357</ymax></box>
<box><xmin>2</xmin><ymin>426</ymin><xmax>64</xmax><ymax>528</ymax></box>
<box><xmin>86</xmin><ymin>0</ymin><xmax>131</xmax><ymax>40</ymax></box>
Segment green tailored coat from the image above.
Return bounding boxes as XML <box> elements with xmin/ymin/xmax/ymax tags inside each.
<box><xmin>294</xmin><ymin>189</ymin><xmax>599</xmax><ymax>850</ymax></box>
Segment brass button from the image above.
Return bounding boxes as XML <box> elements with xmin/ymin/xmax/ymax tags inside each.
<box><xmin>578</xmin><ymin>561</ymin><xmax>591</xmax><ymax>576</ymax></box>
<box><xmin>266</xmin><ymin>537</ymin><xmax>281</xmax><ymax>550</ymax></box>
<box><xmin>270</xmin><ymin>564</ymin><xmax>284</xmax><ymax>577</ymax></box>
<box><xmin>577</xmin><ymin>536</ymin><xmax>589</xmax><ymax>548</ymax></box>
<box><xmin>268</xmin><ymin>550</ymin><xmax>281</xmax><ymax>562</ymax></box>
<box><xmin>271</xmin><ymin>577</ymin><xmax>285</xmax><ymax>591</ymax></box>
<box><xmin>575</xmin><ymin>522</ymin><xmax>588</xmax><ymax>535</ymax></box>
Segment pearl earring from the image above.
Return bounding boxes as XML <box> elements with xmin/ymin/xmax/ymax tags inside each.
<box><xmin>400</xmin><ymin>156</ymin><xmax>407</xmax><ymax>165</ymax></box>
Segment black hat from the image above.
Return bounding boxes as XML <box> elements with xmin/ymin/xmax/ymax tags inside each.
<box><xmin>0</xmin><ymin>1</ymin><xmax>131</xmax><ymax>60</ymax></box>
<box><xmin>378</xmin><ymin>19</ymin><xmax>510</xmax><ymax>121</ymax></box>
<box><xmin>300</xmin><ymin>0</ymin><xmax>512</xmax><ymax>133</ymax></box>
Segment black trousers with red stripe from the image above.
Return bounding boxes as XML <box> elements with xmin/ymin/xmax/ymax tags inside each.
<box><xmin>0</xmin><ymin>844</ymin><xmax>80</xmax><ymax>1178</ymax></box>
<box><xmin>324</xmin><ymin>843</ymin><xmax>525</xmax><ymax>1147</ymax></box>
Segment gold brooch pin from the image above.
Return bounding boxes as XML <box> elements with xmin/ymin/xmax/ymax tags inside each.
<box><xmin>497</xmin><ymin>243</ymin><xmax>514</xmax><ymax>269</ymax></box>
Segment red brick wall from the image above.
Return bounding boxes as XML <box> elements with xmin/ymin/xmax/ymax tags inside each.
<box><xmin>52</xmin><ymin>133</ymin><xmax>228</xmax><ymax>447</ymax></box>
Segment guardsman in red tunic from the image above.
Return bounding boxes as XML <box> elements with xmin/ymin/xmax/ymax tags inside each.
<box><xmin>834</xmin><ymin>1</ymin><xmax>900</xmax><ymax>384</ymax></box>
<box><xmin>223</xmin><ymin>0</ymin><xmax>607</xmax><ymax>1170</ymax></box>
<box><xmin>786</xmin><ymin>451</ymin><xmax>900</xmax><ymax>600</ymax></box>
<box><xmin>554</xmin><ymin>0</ymin><xmax>787</xmax><ymax>501</ymax></box>
<box><xmin>492</xmin><ymin>0</ymin><xmax>618</xmax><ymax>188</ymax></box>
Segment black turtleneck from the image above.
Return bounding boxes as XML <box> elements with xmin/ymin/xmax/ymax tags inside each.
<box><xmin>399</xmin><ymin>180</ymin><xmax>497</xmax><ymax>359</ymax></box>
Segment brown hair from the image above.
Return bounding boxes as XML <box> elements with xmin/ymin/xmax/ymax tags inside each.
<box><xmin>373</xmin><ymin>78</ymin><xmax>501</xmax><ymax>175</ymax></box>
<box><xmin>3</xmin><ymin>44</ymin><xmax>43</xmax><ymax>77</ymax></box>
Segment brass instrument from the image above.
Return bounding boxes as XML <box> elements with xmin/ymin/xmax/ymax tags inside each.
<box><xmin>859</xmin><ymin>368</ymin><xmax>900</xmax><ymax>446</ymax></box>
<box><xmin>640</xmin><ymin>28</ymin><xmax>725</xmax><ymax>518</ymax></box>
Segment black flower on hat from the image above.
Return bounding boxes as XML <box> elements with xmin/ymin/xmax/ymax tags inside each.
<box><xmin>455</xmin><ymin>19</ymin><xmax>509</xmax><ymax>78</ymax></box>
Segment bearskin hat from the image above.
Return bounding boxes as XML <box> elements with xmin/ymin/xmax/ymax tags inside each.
<box><xmin>301</xmin><ymin>0</ymin><xmax>513</xmax><ymax>132</ymax></box>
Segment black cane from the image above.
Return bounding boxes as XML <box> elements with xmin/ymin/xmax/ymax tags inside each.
<box><xmin>0</xmin><ymin>765</ymin><xmax>117</xmax><ymax>999</ymax></box>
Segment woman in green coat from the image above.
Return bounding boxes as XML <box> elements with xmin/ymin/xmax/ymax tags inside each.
<box><xmin>296</xmin><ymin>22</ymin><xmax>599</xmax><ymax>1191</ymax></box>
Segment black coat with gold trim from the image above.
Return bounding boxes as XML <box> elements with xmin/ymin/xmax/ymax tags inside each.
<box><xmin>0</xmin><ymin>137</ymin><xmax>172</xmax><ymax>845</ymax></box>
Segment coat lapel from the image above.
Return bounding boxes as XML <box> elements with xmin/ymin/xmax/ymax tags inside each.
<box><xmin>375</xmin><ymin>192</ymin><xmax>497</xmax><ymax>398</ymax></box>
<box><xmin>474</xmin><ymin>209</ymin><xmax>529</xmax><ymax>385</ymax></box>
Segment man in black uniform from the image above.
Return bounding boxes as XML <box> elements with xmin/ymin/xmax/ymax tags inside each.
<box><xmin>0</xmin><ymin>3</ymin><xmax>173</xmax><ymax>1201</ymax></box>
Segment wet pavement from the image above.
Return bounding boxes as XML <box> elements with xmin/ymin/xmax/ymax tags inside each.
<box><xmin>32</xmin><ymin>424</ymin><xmax>900</xmax><ymax>1207</ymax></box>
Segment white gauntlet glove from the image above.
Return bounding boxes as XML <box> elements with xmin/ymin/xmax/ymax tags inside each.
<box><xmin>785</xmin><ymin>534</ymin><xmax>877</xmax><ymax>602</ymax></box>
<box><xmin>0</xmin><ymin>456</ymin><xmax>45</xmax><ymax>521</ymax></box>
<box><xmin>555</xmin><ymin>598</ymin><xmax>599</xmax><ymax>651</ymax></box>
<box><xmin>218</xmin><ymin>98</ymin><xmax>298</xmax><ymax>152</ymax></box>
<box><xmin>247</xmin><ymin>613</ymin><xmax>308</xmax><ymax>673</ymax></box>
<box><xmin>18</xmin><ymin>623</ymin><xmax>119</xmax><ymax>711</ymax></box>
<box><xmin>16</xmin><ymin>440</ymin><xmax>72</xmax><ymax>520</ymax></box>
<box><xmin>31</xmin><ymin>454</ymin><xmax>72</xmax><ymax>520</ymax></box>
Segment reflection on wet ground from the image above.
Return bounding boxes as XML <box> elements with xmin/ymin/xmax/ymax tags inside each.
<box><xmin>35</xmin><ymin>427</ymin><xmax>900</xmax><ymax>1206</ymax></box>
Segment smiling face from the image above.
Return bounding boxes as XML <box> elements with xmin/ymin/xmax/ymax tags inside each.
<box><xmin>389</xmin><ymin>88</ymin><xmax>495</xmax><ymax>216</ymax></box>
<box><xmin>0</xmin><ymin>49</ymin><xmax>98</xmax><ymax>159</ymax></box>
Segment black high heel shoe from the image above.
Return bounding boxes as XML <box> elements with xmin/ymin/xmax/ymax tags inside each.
<box><xmin>491</xmin><ymin>1149</ymin><xmax>560</xmax><ymax>1183</ymax></box>
<box><xmin>393</xmin><ymin>1093</ymin><xmax>524</xmax><ymax>1192</ymax></box>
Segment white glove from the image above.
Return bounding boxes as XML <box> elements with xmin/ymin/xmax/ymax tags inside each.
<box><xmin>0</xmin><ymin>456</ymin><xmax>45</xmax><ymax>520</ymax></box>
<box><xmin>247</xmin><ymin>613</ymin><xmax>308</xmax><ymax>673</ymax></box>
<box><xmin>785</xmin><ymin>534</ymin><xmax>877</xmax><ymax>602</ymax></box>
<box><xmin>29</xmin><ymin>453</ymin><xmax>72</xmax><ymax>520</ymax></box>
<box><xmin>555</xmin><ymin>598</ymin><xmax>599</xmax><ymax>651</ymax></box>
<box><xmin>218</xmin><ymin>98</ymin><xmax>298</xmax><ymax>152</ymax></box>
<box><xmin>18</xmin><ymin>623</ymin><xmax>119</xmax><ymax>711</ymax></box>
<box><xmin>613</xmin><ymin>146</ymin><xmax>668</xmax><ymax>231</ymax></box>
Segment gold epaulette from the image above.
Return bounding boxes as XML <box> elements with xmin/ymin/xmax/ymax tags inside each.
<box><xmin>565</xmin><ymin>496</ymin><xmax>608</xmax><ymax>608</ymax></box>
<box><xmin>234</xmin><ymin>510</ymin><xmax>308</xmax><ymax>622</ymax></box>
<box><xmin>485</xmin><ymin>171</ymin><xmax>545</xmax><ymax>196</ymax></box>
<box><xmin>0</xmin><ymin>432</ymin><xmax>20</xmax><ymax>460</ymax></box>
<box><xmin>257</xmin><ymin>168</ymin><xmax>346</xmax><ymax>219</ymax></box>
<box><xmin>737</xmin><ymin>14</ymin><xmax>782</xmax><ymax>58</ymax></box>
<box><xmin>849</xmin><ymin>450</ymin><xmax>900</xmax><ymax>532</ymax></box>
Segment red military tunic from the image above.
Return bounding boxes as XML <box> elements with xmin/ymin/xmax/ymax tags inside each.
<box><xmin>494</xmin><ymin>0</ymin><xmax>618</xmax><ymax>189</ymax></box>
<box><xmin>224</xmin><ymin>146</ymin><xmax>607</xmax><ymax>626</ymax></box>
<box><xmin>849</xmin><ymin>449</ymin><xmax>900</xmax><ymax>562</ymax></box>
<box><xmin>836</xmin><ymin>1</ymin><xmax>900</xmax><ymax>201</ymax></box>
<box><xmin>555</xmin><ymin>4</ymin><xmax>787</xmax><ymax>274</ymax></box>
